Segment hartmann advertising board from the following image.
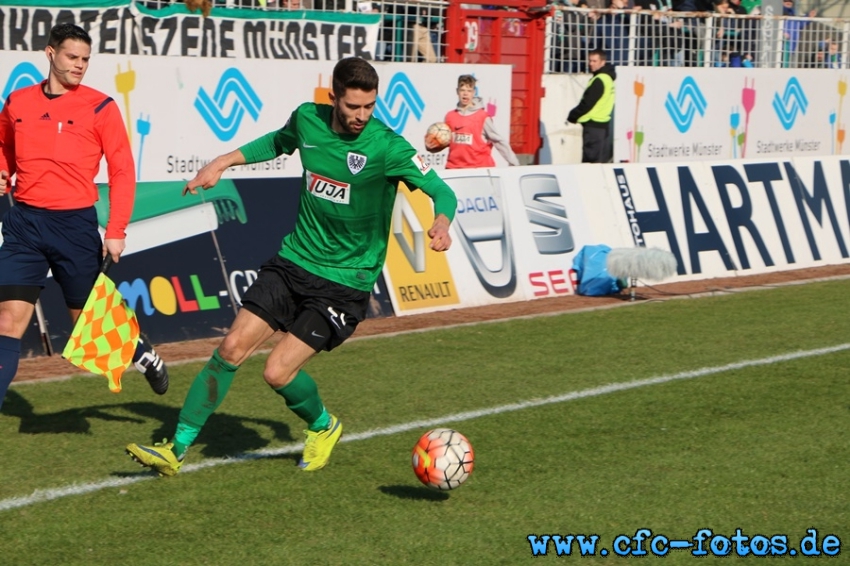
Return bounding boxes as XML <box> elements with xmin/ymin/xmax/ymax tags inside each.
<box><xmin>614</xmin><ymin>67</ymin><xmax>847</xmax><ymax>164</ymax></box>
<box><xmin>600</xmin><ymin>157</ymin><xmax>850</xmax><ymax>280</ymax></box>
<box><xmin>1</xmin><ymin>53</ymin><xmax>514</xmax><ymax>180</ymax></box>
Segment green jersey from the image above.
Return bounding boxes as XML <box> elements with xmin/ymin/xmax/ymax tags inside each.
<box><xmin>239</xmin><ymin>103</ymin><xmax>456</xmax><ymax>292</ymax></box>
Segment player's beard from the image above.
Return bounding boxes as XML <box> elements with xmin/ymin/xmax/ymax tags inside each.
<box><xmin>334</xmin><ymin>105</ymin><xmax>366</xmax><ymax>135</ymax></box>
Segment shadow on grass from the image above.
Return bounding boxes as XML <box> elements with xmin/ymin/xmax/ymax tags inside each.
<box><xmin>2</xmin><ymin>389</ymin><xmax>295</xmax><ymax>460</ymax></box>
<box><xmin>2</xmin><ymin>389</ymin><xmax>144</xmax><ymax>434</ymax></box>
<box><xmin>379</xmin><ymin>484</ymin><xmax>449</xmax><ymax>501</ymax></box>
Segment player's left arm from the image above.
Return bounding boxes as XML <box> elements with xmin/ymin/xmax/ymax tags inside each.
<box><xmin>96</xmin><ymin>99</ymin><xmax>134</xmax><ymax>261</ymax></box>
<box><xmin>417</xmin><ymin>175</ymin><xmax>456</xmax><ymax>251</ymax></box>
<box><xmin>386</xmin><ymin>136</ymin><xmax>457</xmax><ymax>251</ymax></box>
<box><xmin>482</xmin><ymin>117</ymin><xmax>520</xmax><ymax>166</ymax></box>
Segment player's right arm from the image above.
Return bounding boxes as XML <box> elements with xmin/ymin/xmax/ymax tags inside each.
<box><xmin>184</xmin><ymin>109</ymin><xmax>300</xmax><ymax>196</ymax></box>
<box><xmin>183</xmin><ymin>148</ymin><xmax>247</xmax><ymax>195</ymax></box>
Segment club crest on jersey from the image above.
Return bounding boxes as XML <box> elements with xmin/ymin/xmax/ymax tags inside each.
<box><xmin>306</xmin><ymin>170</ymin><xmax>351</xmax><ymax>204</ymax></box>
<box><xmin>347</xmin><ymin>152</ymin><xmax>367</xmax><ymax>175</ymax></box>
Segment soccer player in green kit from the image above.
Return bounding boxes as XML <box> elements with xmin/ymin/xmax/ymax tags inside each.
<box><xmin>126</xmin><ymin>57</ymin><xmax>457</xmax><ymax>476</ymax></box>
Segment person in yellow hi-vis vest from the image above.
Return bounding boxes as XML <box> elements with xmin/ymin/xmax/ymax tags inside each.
<box><xmin>566</xmin><ymin>48</ymin><xmax>616</xmax><ymax>163</ymax></box>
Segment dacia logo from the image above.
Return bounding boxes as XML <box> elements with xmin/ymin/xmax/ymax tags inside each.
<box><xmin>665</xmin><ymin>77</ymin><xmax>707</xmax><ymax>133</ymax></box>
<box><xmin>194</xmin><ymin>68</ymin><xmax>262</xmax><ymax>142</ymax></box>
<box><xmin>772</xmin><ymin>77</ymin><xmax>808</xmax><ymax>131</ymax></box>
<box><xmin>2</xmin><ymin>62</ymin><xmax>44</xmax><ymax>106</ymax></box>
<box><xmin>374</xmin><ymin>73</ymin><xmax>424</xmax><ymax>134</ymax></box>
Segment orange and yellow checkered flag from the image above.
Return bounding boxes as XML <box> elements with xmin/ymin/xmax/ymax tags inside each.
<box><xmin>62</xmin><ymin>266</ymin><xmax>140</xmax><ymax>393</ymax></box>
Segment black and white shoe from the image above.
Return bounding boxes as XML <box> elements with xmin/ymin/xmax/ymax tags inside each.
<box><xmin>133</xmin><ymin>337</ymin><xmax>169</xmax><ymax>395</ymax></box>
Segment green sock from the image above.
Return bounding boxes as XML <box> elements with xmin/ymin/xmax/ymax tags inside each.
<box><xmin>173</xmin><ymin>349</ymin><xmax>239</xmax><ymax>457</ymax></box>
<box><xmin>274</xmin><ymin>369</ymin><xmax>329</xmax><ymax>431</ymax></box>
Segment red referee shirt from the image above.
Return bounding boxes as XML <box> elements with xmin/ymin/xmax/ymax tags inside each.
<box><xmin>0</xmin><ymin>81</ymin><xmax>135</xmax><ymax>239</ymax></box>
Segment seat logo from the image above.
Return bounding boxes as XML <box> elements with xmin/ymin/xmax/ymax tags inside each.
<box><xmin>772</xmin><ymin>77</ymin><xmax>808</xmax><ymax>130</ymax></box>
<box><xmin>194</xmin><ymin>68</ymin><xmax>262</xmax><ymax>141</ymax></box>
<box><xmin>374</xmin><ymin>72</ymin><xmax>424</xmax><ymax>134</ymax></box>
<box><xmin>665</xmin><ymin>77</ymin><xmax>707</xmax><ymax>133</ymax></box>
<box><xmin>2</xmin><ymin>62</ymin><xmax>43</xmax><ymax>106</ymax></box>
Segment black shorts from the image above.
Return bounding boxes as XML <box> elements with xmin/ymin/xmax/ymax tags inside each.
<box><xmin>0</xmin><ymin>202</ymin><xmax>101</xmax><ymax>308</ymax></box>
<box><xmin>240</xmin><ymin>255</ymin><xmax>371</xmax><ymax>352</ymax></box>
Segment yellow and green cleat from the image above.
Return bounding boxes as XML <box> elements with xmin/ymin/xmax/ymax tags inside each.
<box><xmin>299</xmin><ymin>414</ymin><xmax>343</xmax><ymax>471</ymax></box>
<box><xmin>126</xmin><ymin>440</ymin><xmax>184</xmax><ymax>477</ymax></box>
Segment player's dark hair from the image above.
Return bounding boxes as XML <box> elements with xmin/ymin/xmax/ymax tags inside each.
<box><xmin>332</xmin><ymin>57</ymin><xmax>379</xmax><ymax>97</ymax></box>
<box><xmin>48</xmin><ymin>23</ymin><xmax>92</xmax><ymax>49</ymax></box>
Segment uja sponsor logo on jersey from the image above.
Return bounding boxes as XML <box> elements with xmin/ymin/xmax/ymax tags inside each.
<box><xmin>307</xmin><ymin>171</ymin><xmax>350</xmax><ymax>204</ymax></box>
<box><xmin>453</xmin><ymin>132</ymin><xmax>473</xmax><ymax>145</ymax></box>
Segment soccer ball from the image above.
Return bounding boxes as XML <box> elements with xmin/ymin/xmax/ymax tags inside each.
<box><xmin>424</xmin><ymin>122</ymin><xmax>452</xmax><ymax>153</ymax></box>
<box><xmin>411</xmin><ymin>428</ymin><xmax>474</xmax><ymax>490</ymax></box>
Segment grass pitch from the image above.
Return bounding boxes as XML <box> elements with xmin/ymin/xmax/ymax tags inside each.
<box><xmin>1</xmin><ymin>279</ymin><xmax>848</xmax><ymax>565</ymax></box>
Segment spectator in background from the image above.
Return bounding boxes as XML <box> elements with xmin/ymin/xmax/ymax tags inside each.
<box><xmin>566</xmin><ymin>48</ymin><xmax>616</xmax><ymax>163</ymax></box>
<box><xmin>672</xmin><ymin>0</ymin><xmax>712</xmax><ymax>66</ymax></box>
<box><xmin>811</xmin><ymin>37</ymin><xmax>842</xmax><ymax>69</ymax></box>
<box><xmin>727</xmin><ymin>0</ymin><xmax>747</xmax><ymax>14</ymax></box>
<box><xmin>413</xmin><ymin>6</ymin><xmax>439</xmax><ymax>63</ymax></box>
<box><xmin>632</xmin><ymin>0</ymin><xmax>663</xmax><ymax>66</ymax></box>
<box><xmin>783</xmin><ymin>0</ymin><xmax>817</xmax><ymax>68</ymax></box>
<box><xmin>313</xmin><ymin>0</ymin><xmax>344</xmax><ymax>8</ymax></box>
<box><xmin>551</xmin><ymin>0</ymin><xmax>590</xmax><ymax>73</ymax></box>
<box><xmin>634</xmin><ymin>0</ymin><xmax>684</xmax><ymax>66</ymax></box>
<box><xmin>434</xmin><ymin>74</ymin><xmax>519</xmax><ymax>169</ymax></box>
<box><xmin>591</xmin><ymin>0</ymin><xmax>631</xmax><ymax>67</ymax></box>
<box><xmin>712</xmin><ymin>0</ymin><xmax>738</xmax><ymax>66</ymax></box>
<box><xmin>383</xmin><ymin>2</ymin><xmax>440</xmax><ymax>63</ymax></box>
<box><xmin>727</xmin><ymin>0</ymin><xmax>757</xmax><ymax>64</ymax></box>
<box><xmin>741</xmin><ymin>0</ymin><xmax>760</xmax><ymax>13</ymax></box>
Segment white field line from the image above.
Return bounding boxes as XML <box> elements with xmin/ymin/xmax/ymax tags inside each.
<box><xmin>2</xmin><ymin>342</ymin><xmax>849</xmax><ymax>513</ymax></box>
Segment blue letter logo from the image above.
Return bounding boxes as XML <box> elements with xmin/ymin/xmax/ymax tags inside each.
<box><xmin>665</xmin><ymin>77</ymin><xmax>707</xmax><ymax>133</ymax></box>
<box><xmin>374</xmin><ymin>73</ymin><xmax>424</xmax><ymax>134</ymax></box>
<box><xmin>194</xmin><ymin>68</ymin><xmax>262</xmax><ymax>141</ymax></box>
<box><xmin>2</xmin><ymin>62</ymin><xmax>44</xmax><ymax>105</ymax></box>
<box><xmin>772</xmin><ymin>77</ymin><xmax>808</xmax><ymax>131</ymax></box>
